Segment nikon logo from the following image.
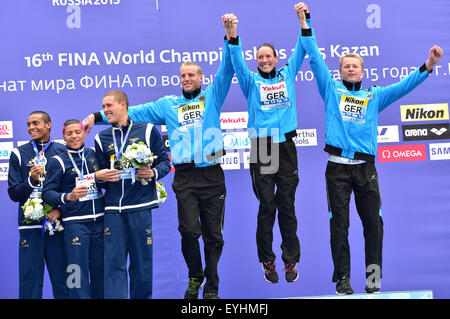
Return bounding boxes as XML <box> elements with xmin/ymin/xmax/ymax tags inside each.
<box><xmin>401</xmin><ymin>103</ymin><xmax>449</xmax><ymax>122</ymax></box>
<box><xmin>344</xmin><ymin>96</ymin><xmax>365</xmax><ymax>105</ymax></box>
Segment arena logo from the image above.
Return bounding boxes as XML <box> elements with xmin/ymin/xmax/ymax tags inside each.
<box><xmin>0</xmin><ymin>121</ymin><xmax>13</xmax><ymax>139</ymax></box>
<box><xmin>402</xmin><ymin>123</ymin><xmax>450</xmax><ymax>141</ymax></box>
<box><xmin>429</xmin><ymin>142</ymin><xmax>450</xmax><ymax>161</ymax></box>
<box><xmin>378</xmin><ymin>144</ymin><xmax>427</xmax><ymax>162</ymax></box>
<box><xmin>377</xmin><ymin>125</ymin><xmax>399</xmax><ymax>143</ymax></box>
<box><xmin>400</xmin><ymin>103</ymin><xmax>449</xmax><ymax>122</ymax></box>
<box><xmin>220</xmin><ymin>112</ymin><xmax>248</xmax><ymax>130</ymax></box>
<box><xmin>0</xmin><ymin>142</ymin><xmax>14</xmax><ymax>160</ymax></box>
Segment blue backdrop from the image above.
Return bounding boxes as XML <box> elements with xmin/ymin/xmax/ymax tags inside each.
<box><xmin>1</xmin><ymin>0</ymin><xmax>449</xmax><ymax>299</ymax></box>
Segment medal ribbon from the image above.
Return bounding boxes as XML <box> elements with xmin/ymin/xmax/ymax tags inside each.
<box><xmin>67</xmin><ymin>149</ymin><xmax>85</xmax><ymax>180</ymax></box>
<box><xmin>112</xmin><ymin>122</ymin><xmax>133</xmax><ymax>162</ymax></box>
<box><xmin>31</xmin><ymin>140</ymin><xmax>52</xmax><ymax>160</ymax></box>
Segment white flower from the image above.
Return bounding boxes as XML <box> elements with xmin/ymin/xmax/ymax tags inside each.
<box><xmin>137</xmin><ymin>145</ymin><xmax>149</xmax><ymax>156</ymax></box>
<box><xmin>33</xmin><ymin>198</ymin><xmax>43</xmax><ymax>204</ymax></box>
<box><xmin>127</xmin><ymin>149</ymin><xmax>138</xmax><ymax>160</ymax></box>
<box><xmin>24</xmin><ymin>206</ymin><xmax>33</xmax><ymax>218</ymax></box>
<box><xmin>34</xmin><ymin>204</ymin><xmax>43</xmax><ymax>212</ymax></box>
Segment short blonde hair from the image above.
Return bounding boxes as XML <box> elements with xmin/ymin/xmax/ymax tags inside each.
<box><xmin>180</xmin><ymin>62</ymin><xmax>203</xmax><ymax>75</ymax></box>
<box><xmin>104</xmin><ymin>90</ymin><xmax>129</xmax><ymax>108</ymax></box>
<box><xmin>339</xmin><ymin>54</ymin><xmax>364</xmax><ymax>70</ymax></box>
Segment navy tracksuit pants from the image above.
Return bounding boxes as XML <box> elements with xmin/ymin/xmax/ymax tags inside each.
<box><xmin>64</xmin><ymin>219</ymin><xmax>104</xmax><ymax>299</ymax></box>
<box><xmin>103</xmin><ymin>209</ymin><xmax>153</xmax><ymax>299</ymax></box>
<box><xmin>18</xmin><ymin>229</ymin><xmax>68</xmax><ymax>299</ymax></box>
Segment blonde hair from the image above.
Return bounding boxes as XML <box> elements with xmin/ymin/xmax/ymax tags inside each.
<box><xmin>339</xmin><ymin>54</ymin><xmax>364</xmax><ymax>70</ymax></box>
<box><xmin>180</xmin><ymin>62</ymin><xmax>203</xmax><ymax>75</ymax></box>
<box><xmin>104</xmin><ymin>90</ymin><xmax>129</xmax><ymax>109</ymax></box>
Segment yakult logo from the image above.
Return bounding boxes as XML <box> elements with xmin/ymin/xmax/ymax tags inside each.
<box><xmin>378</xmin><ymin>144</ymin><xmax>427</xmax><ymax>162</ymax></box>
<box><xmin>261</xmin><ymin>83</ymin><xmax>286</xmax><ymax>91</ymax></box>
<box><xmin>0</xmin><ymin>121</ymin><xmax>13</xmax><ymax>139</ymax></box>
<box><xmin>220</xmin><ymin>112</ymin><xmax>248</xmax><ymax>130</ymax></box>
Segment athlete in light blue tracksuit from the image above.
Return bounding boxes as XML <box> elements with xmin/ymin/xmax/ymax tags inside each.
<box><xmin>43</xmin><ymin>119</ymin><xmax>105</xmax><ymax>299</ymax></box>
<box><xmin>7</xmin><ymin>111</ymin><xmax>68</xmax><ymax>299</ymax></box>
<box><xmin>223</xmin><ymin>5</ymin><xmax>311</xmax><ymax>283</ymax></box>
<box><xmin>298</xmin><ymin>7</ymin><xmax>444</xmax><ymax>294</ymax></box>
<box><xmin>83</xmin><ymin>19</ymin><xmax>235</xmax><ymax>298</ymax></box>
<box><xmin>94</xmin><ymin>90</ymin><xmax>171</xmax><ymax>299</ymax></box>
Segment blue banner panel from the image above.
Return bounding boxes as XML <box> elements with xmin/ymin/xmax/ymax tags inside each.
<box><xmin>0</xmin><ymin>0</ymin><xmax>449</xmax><ymax>299</ymax></box>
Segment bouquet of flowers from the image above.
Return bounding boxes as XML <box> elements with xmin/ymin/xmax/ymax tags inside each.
<box><xmin>22</xmin><ymin>198</ymin><xmax>64</xmax><ymax>235</ymax></box>
<box><xmin>22</xmin><ymin>197</ymin><xmax>52</xmax><ymax>223</ymax></box>
<box><xmin>156</xmin><ymin>181</ymin><xmax>167</xmax><ymax>203</ymax></box>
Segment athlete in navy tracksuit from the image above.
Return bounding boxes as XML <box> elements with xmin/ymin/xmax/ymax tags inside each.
<box><xmin>43</xmin><ymin>119</ymin><xmax>105</xmax><ymax>299</ymax></box>
<box><xmin>7</xmin><ymin>111</ymin><xmax>68</xmax><ymax>299</ymax></box>
<box><xmin>84</xmin><ymin>22</ymin><xmax>234</xmax><ymax>299</ymax></box>
<box><xmin>94</xmin><ymin>92</ymin><xmax>171</xmax><ymax>299</ymax></box>
<box><xmin>298</xmin><ymin>7</ymin><xmax>444</xmax><ymax>294</ymax></box>
<box><xmin>225</xmin><ymin>5</ymin><xmax>311</xmax><ymax>283</ymax></box>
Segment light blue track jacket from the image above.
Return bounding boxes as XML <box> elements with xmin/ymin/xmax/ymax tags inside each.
<box><xmin>97</xmin><ymin>39</ymin><xmax>234</xmax><ymax>167</ymax></box>
<box><xmin>301</xmin><ymin>28</ymin><xmax>430</xmax><ymax>161</ymax></box>
<box><xmin>227</xmin><ymin>17</ymin><xmax>311</xmax><ymax>143</ymax></box>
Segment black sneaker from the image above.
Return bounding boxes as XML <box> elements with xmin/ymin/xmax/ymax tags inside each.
<box><xmin>184</xmin><ymin>277</ymin><xmax>204</xmax><ymax>299</ymax></box>
<box><xmin>203</xmin><ymin>292</ymin><xmax>220</xmax><ymax>299</ymax></box>
<box><xmin>336</xmin><ymin>275</ymin><xmax>354</xmax><ymax>295</ymax></box>
<box><xmin>365</xmin><ymin>281</ymin><xmax>381</xmax><ymax>293</ymax></box>
<box><xmin>285</xmin><ymin>263</ymin><xmax>299</xmax><ymax>282</ymax></box>
<box><xmin>262</xmin><ymin>261</ymin><xmax>279</xmax><ymax>283</ymax></box>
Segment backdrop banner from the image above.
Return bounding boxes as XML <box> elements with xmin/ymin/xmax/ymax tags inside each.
<box><xmin>1</xmin><ymin>0</ymin><xmax>449</xmax><ymax>299</ymax></box>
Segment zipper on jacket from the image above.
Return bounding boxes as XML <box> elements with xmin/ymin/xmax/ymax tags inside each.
<box><xmin>117</xmin><ymin>127</ymin><xmax>125</xmax><ymax>213</ymax></box>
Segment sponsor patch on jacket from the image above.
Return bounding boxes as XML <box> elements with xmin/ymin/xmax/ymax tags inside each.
<box><xmin>178</xmin><ymin>101</ymin><xmax>205</xmax><ymax>131</ymax></box>
<box><xmin>259</xmin><ymin>82</ymin><xmax>290</xmax><ymax>110</ymax></box>
<box><xmin>339</xmin><ymin>95</ymin><xmax>369</xmax><ymax>123</ymax></box>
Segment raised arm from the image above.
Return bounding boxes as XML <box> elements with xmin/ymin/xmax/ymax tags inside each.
<box><xmin>377</xmin><ymin>45</ymin><xmax>444</xmax><ymax>111</ymax></box>
<box><xmin>227</xmin><ymin>14</ymin><xmax>254</xmax><ymax>99</ymax></box>
<box><xmin>207</xmin><ymin>13</ymin><xmax>237</xmax><ymax>112</ymax></box>
<box><xmin>285</xmin><ymin>2</ymin><xmax>311</xmax><ymax>78</ymax></box>
<box><xmin>299</xmin><ymin>9</ymin><xmax>335</xmax><ymax>103</ymax></box>
<box><xmin>82</xmin><ymin>97</ymin><xmax>168</xmax><ymax>133</ymax></box>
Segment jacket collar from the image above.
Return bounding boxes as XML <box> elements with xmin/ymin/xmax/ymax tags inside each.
<box><xmin>182</xmin><ymin>87</ymin><xmax>201</xmax><ymax>100</ymax></box>
<box><xmin>66</xmin><ymin>144</ymin><xmax>85</xmax><ymax>154</ymax></box>
<box><xmin>343</xmin><ymin>80</ymin><xmax>362</xmax><ymax>91</ymax></box>
<box><xmin>112</xmin><ymin>118</ymin><xmax>133</xmax><ymax>130</ymax></box>
<box><xmin>258</xmin><ymin>67</ymin><xmax>277</xmax><ymax>79</ymax></box>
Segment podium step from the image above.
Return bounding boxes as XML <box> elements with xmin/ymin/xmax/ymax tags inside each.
<box><xmin>297</xmin><ymin>290</ymin><xmax>433</xmax><ymax>299</ymax></box>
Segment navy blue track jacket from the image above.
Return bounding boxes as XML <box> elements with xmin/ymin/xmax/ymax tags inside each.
<box><xmin>94</xmin><ymin>120</ymin><xmax>171</xmax><ymax>213</ymax></box>
<box><xmin>8</xmin><ymin>140</ymin><xmax>66</xmax><ymax>230</ymax></box>
<box><xmin>42</xmin><ymin>145</ymin><xmax>105</xmax><ymax>225</ymax></box>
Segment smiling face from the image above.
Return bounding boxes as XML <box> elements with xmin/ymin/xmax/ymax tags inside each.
<box><xmin>339</xmin><ymin>56</ymin><xmax>364</xmax><ymax>83</ymax></box>
<box><xmin>27</xmin><ymin>114</ymin><xmax>51</xmax><ymax>142</ymax></box>
<box><xmin>63</xmin><ymin>123</ymin><xmax>86</xmax><ymax>149</ymax></box>
<box><xmin>102</xmin><ymin>95</ymin><xmax>128</xmax><ymax>126</ymax></box>
<box><xmin>257</xmin><ymin>45</ymin><xmax>278</xmax><ymax>74</ymax></box>
<box><xmin>180</xmin><ymin>64</ymin><xmax>203</xmax><ymax>93</ymax></box>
